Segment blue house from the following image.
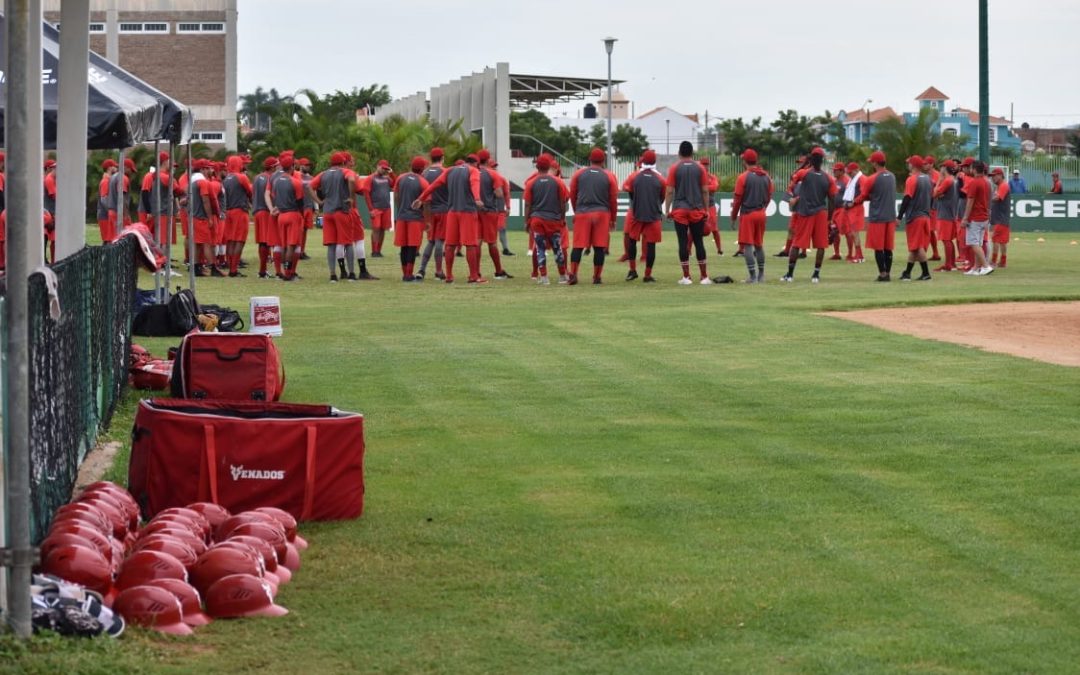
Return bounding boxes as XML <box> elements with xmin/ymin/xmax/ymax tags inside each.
<box><xmin>837</xmin><ymin>87</ymin><xmax>1023</xmax><ymax>152</ymax></box>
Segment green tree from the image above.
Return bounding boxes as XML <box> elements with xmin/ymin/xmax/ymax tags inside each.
<box><xmin>320</xmin><ymin>85</ymin><xmax>392</xmax><ymax>124</ymax></box>
<box><xmin>611</xmin><ymin>124</ymin><xmax>649</xmax><ymax>158</ymax></box>
<box><xmin>820</xmin><ymin>110</ymin><xmax>870</xmax><ymax>160</ymax></box>
<box><xmin>716</xmin><ymin>117</ymin><xmax>764</xmax><ymax>155</ymax></box>
<box><xmin>1069</xmin><ymin>133</ymin><xmax>1080</xmax><ymax>158</ymax></box>
<box><xmin>510</xmin><ymin>110</ymin><xmax>587</xmax><ymax>161</ymax></box>
<box><xmin>872</xmin><ymin>107</ymin><xmax>967</xmax><ymax>178</ymax></box>
<box><xmin>238</xmin><ymin>86</ymin><xmax>292</xmax><ymax>132</ymax></box>
<box><xmin>764</xmin><ymin>109</ymin><xmax>825</xmax><ymax>156</ymax></box>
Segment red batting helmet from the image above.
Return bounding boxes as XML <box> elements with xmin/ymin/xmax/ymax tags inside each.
<box><xmin>189</xmin><ymin>546</ymin><xmax>264</xmax><ymax>595</ymax></box>
<box><xmin>205</xmin><ymin>574</ymin><xmax>288</xmax><ymax>619</ymax></box>
<box><xmin>115</xmin><ymin>550</ymin><xmax>188</xmax><ymax>591</ymax></box>
<box><xmin>144</xmin><ymin>578</ymin><xmax>211</xmax><ymax>626</ymax></box>
<box><xmin>40</xmin><ymin>544</ymin><xmax>113</xmax><ymax>596</ymax></box>
<box><xmin>113</xmin><ymin>585</ymin><xmax>193</xmax><ymax>636</ymax></box>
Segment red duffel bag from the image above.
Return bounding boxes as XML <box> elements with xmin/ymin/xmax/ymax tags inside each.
<box><xmin>171</xmin><ymin>333</ymin><xmax>285</xmax><ymax>401</ymax></box>
<box><xmin>128</xmin><ymin>399</ymin><xmax>364</xmax><ymax>521</ymax></box>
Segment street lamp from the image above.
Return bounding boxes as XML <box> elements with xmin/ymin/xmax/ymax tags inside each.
<box><xmin>665</xmin><ymin>119</ymin><xmax>670</xmax><ymax>155</ymax></box>
<box><xmin>604</xmin><ymin>37</ymin><xmax>617</xmax><ymax>163</ymax></box>
<box><xmin>861</xmin><ymin>98</ymin><xmax>873</xmax><ymax>142</ymax></box>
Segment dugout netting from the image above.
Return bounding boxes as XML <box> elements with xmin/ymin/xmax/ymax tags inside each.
<box><xmin>2</xmin><ymin>236</ymin><xmax>137</xmax><ymax>544</ymax></box>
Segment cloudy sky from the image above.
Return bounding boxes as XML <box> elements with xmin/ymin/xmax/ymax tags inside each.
<box><xmin>238</xmin><ymin>0</ymin><xmax>1080</xmax><ymax>127</ymax></box>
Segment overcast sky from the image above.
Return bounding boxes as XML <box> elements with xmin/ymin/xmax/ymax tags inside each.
<box><xmin>238</xmin><ymin>0</ymin><xmax>1080</xmax><ymax>128</ymax></box>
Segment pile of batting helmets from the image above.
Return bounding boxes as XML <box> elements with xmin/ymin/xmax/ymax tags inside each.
<box><xmin>36</xmin><ymin>481</ymin><xmax>307</xmax><ymax>636</ymax></box>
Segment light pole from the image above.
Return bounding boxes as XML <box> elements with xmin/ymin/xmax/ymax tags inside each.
<box><xmin>665</xmin><ymin>119</ymin><xmax>670</xmax><ymax>155</ymax></box>
<box><xmin>604</xmin><ymin>37</ymin><xmax>617</xmax><ymax>162</ymax></box>
<box><xmin>861</xmin><ymin>98</ymin><xmax>873</xmax><ymax>143</ymax></box>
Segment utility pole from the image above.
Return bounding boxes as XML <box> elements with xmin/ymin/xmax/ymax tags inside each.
<box><xmin>979</xmin><ymin>0</ymin><xmax>990</xmax><ymax>164</ymax></box>
<box><xmin>603</xmin><ymin>37</ymin><xmax>617</xmax><ymax>161</ymax></box>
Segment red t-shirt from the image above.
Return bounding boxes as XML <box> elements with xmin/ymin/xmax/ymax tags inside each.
<box><xmin>965</xmin><ymin>176</ymin><xmax>990</xmax><ymax>222</ymax></box>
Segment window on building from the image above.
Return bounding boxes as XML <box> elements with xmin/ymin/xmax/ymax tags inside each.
<box><xmin>177</xmin><ymin>22</ymin><xmax>225</xmax><ymax>34</ymax></box>
<box><xmin>943</xmin><ymin>128</ymin><xmax>958</xmax><ymax>137</ymax></box>
<box><xmin>988</xmin><ymin>127</ymin><xmax>997</xmax><ymax>143</ymax></box>
<box><xmin>194</xmin><ymin>132</ymin><xmax>226</xmax><ymax>142</ymax></box>
<box><xmin>89</xmin><ymin>23</ymin><xmax>105</xmax><ymax>33</ymax></box>
<box><xmin>118</xmin><ymin>22</ymin><xmax>170</xmax><ymax>34</ymax></box>
<box><xmin>143</xmin><ymin>22</ymin><xmax>169</xmax><ymax>33</ymax></box>
<box><xmin>119</xmin><ymin>23</ymin><xmax>143</xmax><ymax>32</ymax></box>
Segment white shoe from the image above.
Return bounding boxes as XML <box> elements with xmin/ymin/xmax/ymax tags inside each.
<box><xmin>963</xmin><ymin>268</ymin><xmax>979</xmax><ymax>276</ymax></box>
<box><xmin>700</xmin><ymin>277</ymin><xmax>713</xmax><ymax>285</ymax></box>
<box><xmin>558</xmin><ymin>275</ymin><xmax>569</xmax><ymax>284</ymax></box>
<box><xmin>780</xmin><ymin>275</ymin><xmax>793</xmax><ymax>283</ymax></box>
<box><xmin>811</xmin><ymin>276</ymin><xmax>820</xmax><ymax>284</ymax></box>
<box><xmin>539</xmin><ymin>276</ymin><xmax>550</xmax><ymax>285</ymax></box>
<box><xmin>677</xmin><ymin>277</ymin><xmax>693</xmax><ymax>285</ymax></box>
<box><xmin>979</xmin><ymin>266</ymin><xmax>994</xmax><ymax>276</ymax></box>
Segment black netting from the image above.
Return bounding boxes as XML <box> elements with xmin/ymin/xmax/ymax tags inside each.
<box><xmin>22</xmin><ymin>237</ymin><xmax>136</xmax><ymax>543</ymax></box>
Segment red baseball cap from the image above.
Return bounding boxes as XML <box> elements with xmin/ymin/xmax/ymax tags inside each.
<box><xmin>101</xmin><ymin>159</ymin><xmax>118</xmax><ymax>170</ymax></box>
<box><xmin>44</xmin><ymin>159</ymin><xmax>56</xmax><ymax>169</ymax></box>
<box><xmin>869</xmin><ymin>151</ymin><xmax>886</xmax><ymax>164</ymax></box>
<box><xmin>465</xmin><ymin>153</ymin><xmax>479</xmax><ymax>164</ymax></box>
<box><xmin>535</xmin><ymin>154</ymin><xmax>552</xmax><ymax>171</ymax></box>
<box><xmin>833</xmin><ymin>162</ymin><xmax>845</xmax><ymax>172</ymax></box>
<box><xmin>158</xmin><ymin>151</ymin><xmax>170</xmax><ymax>163</ymax></box>
<box><xmin>846</xmin><ymin>162</ymin><xmax>860</xmax><ymax>172</ymax></box>
<box><xmin>123</xmin><ymin>158</ymin><xmax>136</xmax><ymax>172</ymax></box>
<box><xmin>961</xmin><ymin>157</ymin><xmax>975</xmax><ymax>167</ymax></box>
<box><xmin>329</xmin><ymin>152</ymin><xmax>345</xmax><ymax>166</ymax></box>
<box><xmin>810</xmin><ymin>146</ymin><xmax>826</xmax><ymax>157</ymax></box>
<box><xmin>430</xmin><ymin>147</ymin><xmax>444</xmax><ymax>160</ymax></box>
<box><xmin>589</xmin><ymin>148</ymin><xmax>606</xmax><ymax>163</ymax></box>
<box><xmin>990</xmin><ymin>167</ymin><xmax>1004</xmax><ymax>177</ymax></box>
<box><xmin>377</xmin><ymin>159</ymin><xmax>390</xmax><ymax>169</ymax></box>
<box><xmin>699</xmin><ymin>157</ymin><xmax>711</xmax><ymax>167</ymax></box>
<box><xmin>411</xmin><ymin>156</ymin><xmax>427</xmax><ymax>172</ymax></box>
<box><xmin>297</xmin><ymin>157</ymin><xmax>311</xmax><ymax>167</ymax></box>
<box><xmin>641</xmin><ymin>150</ymin><xmax>657</xmax><ymax>164</ymax></box>
<box><xmin>923</xmin><ymin>155</ymin><xmax>936</xmax><ymax>165</ymax></box>
<box><xmin>477</xmin><ymin>149</ymin><xmax>491</xmax><ymax>163</ymax></box>
<box><xmin>943</xmin><ymin>159</ymin><xmax>957</xmax><ymax>170</ymax></box>
<box><xmin>907</xmin><ymin>155</ymin><xmax>925</xmax><ymax>170</ymax></box>
<box><xmin>741</xmin><ymin>148</ymin><xmax>758</xmax><ymax>163</ymax></box>
<box><xmin>279</xmin><ymin>156</ymin><xmax>295</xmax><ymax>170</ymax></box>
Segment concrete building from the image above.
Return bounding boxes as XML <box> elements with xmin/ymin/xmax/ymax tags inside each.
<box><xmin>43</xmin><ymin>0</ymin><xmax>238</xmax><ymax>150</ymax></box>
<box><xmin>549</xmin><ymin>101</ymin><xmax>702</xmax><ymax>157</ymax></box>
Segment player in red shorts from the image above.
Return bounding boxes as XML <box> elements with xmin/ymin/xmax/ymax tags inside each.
<box><xmin>187</xmin><ymin>159</ymin><xmax>221</xmax><ymax>276</ymax></box>
<box><xmin>364</xmin><ymin>159</ymin><xmax>394</xmax><ymax>257</ymax></box>
<box><xmin>393</xmin><ymin>157</ymin><xmax>430</xmax><ymax>281</ymax></box>
<box><xmin>489</xmin><ymin>159</ymin><xmax>514</xmax><ymax>256</ymax></box>
<box><xmin>932</xmin><ymin>160</ymin><xmax>960</xmax><ymax>271</ymax></box>
<box><xmin>252</xmin><ymin>157</ymin><xmax>277</xmax><ymax>277</ymax></box>
<box><xmin>852</xmin><ymin>151</ymin><xmax>898</xmax><ymax>281</ymax></box>
<box><xmin>309</xmin><ymin>152</ymin><xmax>352</xmax><ymax>282</ymax></box>
<box><xmin>568</xmin><ymin>148</ymin><xmax>618</xmax><ymax>284</ymax></box>
<box><xmin>106</xmin><ymin>158</ymin><xmax>136</xmax><ymax>241</ymax></box>
<box><xmin>830</xmin><ymin>162</ymin><xmax>847</xmax><ymax>260</ymax></box>
<box><xmin>342</xmin><ymin>152</ymin><xmax>377</xmax><ymax>280</ymax></box>
<box><xmin>268</xmin><ymin>155</ymin><xmax>305</xmax><ymax>281</ymax></box>
<box><xmin>477</xmin><ymin>149</ymin><xmax>511</xmax><ymax>279</ymax></box>
<box><xmin>701</xmin><ymin>157</ymin><xmax>723</xmax><ymax>255</ymax></box>
<box><xmin>776</xmin><ymin>155</ymin><xmax>809</xmax><ymax>257</ymax></box>
<box><xmin>665</xmin><ymin>141</ymin><xmax>712</xmax><ymax>284</ymax></box>
<box><xmin>923</xmin><ymin>156</ymin><xmax>942</xmax><ymax>261</ymax></box>
<box><xmin>222</xmin><ymin>155</ymin><xmax>253</xmax><ymax>276</ymax></box>
<box><xmin>989</xmin><ymin>167</ymin><xmax>1011</xmax><ymax>268</ymax></box>
<box><xmin>731</xmin><ymin>148</ymin><xmax>773</xmax><ymax>283</ymax></box>
<box><xmin>896</xmin><ymin>156</ymin><xmax>933</xmax><ymax>281</ymax></box>
<box><xmin>97</xmin><ymin>159</ymin><xmax>117</xmax><ymax>243</ymax></box>
<box><xmin>842</xmin><ymin>162</ymin><xmax>866</xmax><ymax>263</ymax></box>
<box><xmin>417</xmin><ymin>147</ymin><xmax>448</xmax><ymax>280</ymax></box>
<box><xmin>414</xmin><ymin>153</ymin><xmax>487</xmax><ymax>283</ymax></box>
<box><xmin>297</xmin><ymin>158</ymin><xmax>315</xmax><ymax>260</ymax></box>
<box><xmin>623</xmin><ymin>150</ymin><xmax>665</xmax><ymax>282</ymax></box>
<box><xmin>782</xmin><ymin>147</ymin><xmax>837</xmax><ymax>283</ymax></box>
<box><xmin>521</xmin><ymin>154</ymin><xmax>569</xmax><ymax>285</ymax></box>
<box><xmin>207</xmin><ymin>162</ymin><xmax>226</xmax><ymax>267</ymax></box>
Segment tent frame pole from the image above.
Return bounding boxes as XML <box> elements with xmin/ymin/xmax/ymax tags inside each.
<box><xmin>187</xmin><ymin>144</ymin><xmax>196</xmax><ymax>291</ymax></box>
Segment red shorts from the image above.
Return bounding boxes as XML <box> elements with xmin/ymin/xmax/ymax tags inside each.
<box><xmin>529</xmin><ymin>217</ymin><xmax>563</xmax><ymax>237</ymax></box>
<box><xmin>866</xmin><ymin>221</ymin><xmax>897</xmax><ymax>251</ymax></box>
<box><xmin>214</xmin><ymin>215</ymin><xmax>227</xmax><ymax>245</ymax></box>
<box><xmin>321</xmin><ymin>212</ymin><xmax>346</xmax><ymax>246</ymax></box>
<box><xmin>98</xmin><ymin>219</ymin><xmax>115</xmax><ymax>244</ymax></box>
<box><xmin>428</xmin><ymin>212</ymin><xmax>447</xmax><ymax>241</ymax></box>
<box><xmin>560</xmin><ymin>224</ymin><xmax>570</xmax><ymax>248</ymax></box>
<box><xmin>845</xmin><ymin>207</ymin><xmax>865</xmax><ymax>232</ymax></box>
<box><xmin>737</xmin><ymin>210</ymin><xmax>767</xmax><ymax>247</ymax></box>
<box><xmin>572</xmin><ymin>211</ymin><xmax>612</xmax><ymax>249</ymax></box>
<box><xmin>623</xmin><ymin>210</ymin><xmax>636</xmax><ymax>233</ymax></box>
<box><xmin>254</xmin><ymin>211</ymin><xmax>275</xmax><ymax>245</ymax></box>
<box><xmin>446</xmin><ymin>211</ymin><xmax>479</xmax><ymax>246</ymax></box>
<box><xmin>671</xmin><ymin>208</ymin><xmax>707</xmax><ymax>226</ymax></box>
<box><xmin>149</xmin><ymin>215</ymin><xmax>177</xmax><ymax>246</ymax></box>
<box><xmin>277</xmin><ymin>211</ymin><xmax>304</xmax><ymax>247</ymax></box>
<box><xmin>303</xmin><ymin>208</ymin><xmax>315</xmax><ymax>229</ymax></box>
<box><xmin>792</xmin><ymin>211</ymin><xmax>829</xmax><ymax>250</ymax></box>
<box><xmin>107</xmin><ymin>211</ymin><xmax>131</xmax><ymax>238</ymax></box>
<box><xmin>193</xmin><ymin>217</ymin><xmax>213</xmax><ymax>245</ymax></box>
<box><xmin>905</xmin><ymin>217</ymin><xmax>931</xmax><ymax>252</ymax></box>
<box><xmin>497</xmin><ymin>212</ymin><xmax>507</xmax><ymax>230</ymax></box>
<box><xmin>347</xmin><ymin>210</ymin><xmax>365</xmax><ymax>242</ymax></box>
<box><xmin>936</xmin><ymin>218</ymin><xmax>956</xmax><ymax>241</ymax></box>
<box><xmin>479</xmin><ymin>212</ymin><xmax>500</xmax><ymax>244</ymax></box>
<box><xmin>370</xmin><ymin>208</ymin><xmax>392</xmax><ymax>230</ymax></box>
<box><xmin>394</xmin><ymin>219</ymin><xmax>425</xmax><ymax>247</ymax></box>
<box><xmin>833</xmin><ymin>208</ymin><xmax>848</xmax><ymax>235</ymax></box>
<box><xmin>179</xmin><ymin>211</ymin><xmax>189</xmax><ymax>237</ymax></box>
<box><xmin>703</xmin><ymin>206</ymin><xmax>719</xmax><ymax>234</ymax></box>
<box><xmin>628</xmin><ymin>219</ymin><xmax>662</xmax><ymax>244</ymax></box>
<box><xmin>992</xmin><ymin>224</ymin><xmax>1010</xmax><ymax>244</ymax></box>
<box><xmin>225</xmin><ymin>209</ymin><xmax>249</xmax><ymax>242</ymax></box>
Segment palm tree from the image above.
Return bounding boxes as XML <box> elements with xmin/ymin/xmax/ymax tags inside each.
<box><xmin>238</xmin><ymin>86</ymin><xmax>294</xmax><ymax>132</ymax></box>
<box><xmin>872</xmin><ymin>107</ymin><xmax>967</xmax><ymax>178</ymax></box>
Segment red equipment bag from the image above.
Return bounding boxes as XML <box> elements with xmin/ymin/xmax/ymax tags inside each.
<box><xmin>171</xmin><ymin>333</ymin><xmax>285</xmax><ymax>401</ymax></box>
<box><xmin>131</xmin><ymin>360</ymin><xmax>173</xmax><ymax>390</ymax></box>
<box><xmin>128</xmin><ymin>399</ymin><xmax>364</xmax><ymax>521</ymax></box>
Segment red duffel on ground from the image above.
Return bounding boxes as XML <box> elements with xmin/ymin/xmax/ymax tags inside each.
<box><xmin>129</xmin><ymin>399</ymin><xmax>364</xmax><ymax>522</ymax></box>
<box><xmin>171</xmin><ymin>333</ymin><xmax>285</xmax><ymax>401</ymax></box>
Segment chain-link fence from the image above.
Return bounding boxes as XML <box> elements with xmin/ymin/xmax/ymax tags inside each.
<box><xmin>3</xmin><ymin>237</ymin><xmax>137</xmax><ymax>543</ymax></box>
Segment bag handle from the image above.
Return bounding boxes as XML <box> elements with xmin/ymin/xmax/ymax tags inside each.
<box><xmin>201</xmin><ymin>424</ymin><xmax>219</xmax><ymax>505</ymax></box>
<box><xmin>301</xmin><ymin>425</ymin><xmax>316</xmax><ymax>520</ymax></box>
<box><xmin>192</xmin><ymin>346</ymin><xmax>266</xmax><ymax>362</ymax></box>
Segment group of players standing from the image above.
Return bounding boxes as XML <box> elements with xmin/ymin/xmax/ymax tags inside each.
<box><xmin>14</xmin><ymin>140</ymin><xmax>1010</xmax><ymax>287</ymax></box>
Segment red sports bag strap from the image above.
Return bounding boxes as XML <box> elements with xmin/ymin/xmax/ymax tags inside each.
<box><xmin>301</xmin><ymin>425</ymin><xmax>317</xmax><ymax>520</ymax></box>
<box><xmin>204</xmin><ymin>424</ymin><xmax>220</xmax><ymax>504</ymax></box>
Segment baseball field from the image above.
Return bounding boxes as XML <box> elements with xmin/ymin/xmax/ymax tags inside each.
<box><xmin>4</xmin><ymin>230</ymin><xmax>1080</xmax><ymax>674</ymax></box>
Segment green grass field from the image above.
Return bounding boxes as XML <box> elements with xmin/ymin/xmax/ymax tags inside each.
<box><xmin>4</xmin><ymin>230</ymin><xmax>1080</xmax><ymax>674</ymax></box>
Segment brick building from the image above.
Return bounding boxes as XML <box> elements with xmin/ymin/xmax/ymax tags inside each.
<box><xmin>43</xmin><ymin>0</ymin><xmax>238</xmax><ymax>150</ymax></box>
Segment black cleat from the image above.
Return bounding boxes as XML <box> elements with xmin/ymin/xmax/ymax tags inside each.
<box><xmin>876</xmin><ymin>274</ymin><xmax>891</xmax><ymax>282</ymax></box>
<box><xmin>567</xmin><ymin>274</ymin><xmax>578</xmax><ymax>286</ymax></box>
<box><xmin>371</xmin><ymin>251</ymin><xmax>384</xmax><ymax>258</ymax></box>
<box><xmin>502</xmin><ymin>249</ymin><xmax>515</xmax><ymax>256</ymax></box>
<box><xmin>625</xmin><ymin>270</ymin><xmax>639</xmax><ymax>281</ymax></box>
<box><xmin>258</xmin><ymin>271</ymin><xmax>270</xmax><ymax>279</ymax></box>
<box><xmin>347</xmin><ymin>273</ymin><xmax>357</xmax><ymax>281</ymax></box>
<box><xmin>329</xmin><ymin>274</ymin><xmax>338</xmax><ymax>283</ymax></box>
<box><xmin>917</xmin><ymin>273</ymin><xmax>932</xmax><ymax>281</ymax></box>
<box><xmin>359</xmin><ymin>271</ymin><xmax>379</xmax><ymax>280</ymax></box>
<box><xmin>899</xmin><ymin>273</ymin><xmax>912</xmax><ymax>281</ymax></box>
<box><xmin>775</xmin><ymin>250</ymin><xmax>789</xmax><ymax>257</ymax></box>
<box><xmin>593</xmin><ymin>278</ymin><xmax>602</xmax><ymax>285</ymax></box>
<box><xmin>494</xmin><ymin>271</ymin><xmax>514</xmax><ymax>279</ymax></box>
<box><xmin>642</xmin><ymin>276</ymin><xmax>656</xmax><ymax>283</ymax></box>
<box><xmin>210</xmin><ymin>267</ymin><xmax>225</xmax><ymax>277</ymax></box>
<box><xmin>228</xmin><ymin>271</ymin><xmax>246</xmax><ymax>278</ymax></box>
<box><xmin>300</xmin><ymin>252</ymin><xmax>311</xmax><ymax>261</ymax></box>
<box><xmin>435</xmin><ymin>272</ymin><xmax>446</xmax><ymax>280</ymax></box>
